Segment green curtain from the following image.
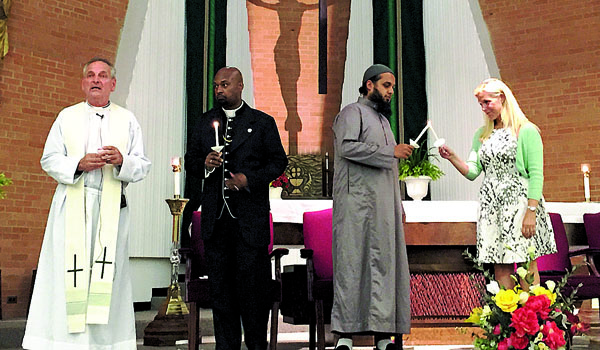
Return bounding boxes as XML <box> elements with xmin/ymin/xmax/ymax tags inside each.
<box><xmin>372</xmin><ymin>0</ymin><xmax>427</xmax><ymax>146</ymax></box>
<box><xmin>372</xmin><ymin>0</ymin><xmax>400</xmax><ymax>141</ymax></box>
<box><xmin>400</xmin><ymin>0</ymin><xmax>427</xmax><ymax>145</ymax></box>
<box><xmin>206</xmin><ymin>0</ymin><xmax>227</xmax><ymax>111</ymax></box>
<box><xmin>182</xmin><ymin>0</ymin><xmax>227</xmax><ymax>247</ymax></box>
<box><xmin>185</xmin><ymin>0</ymin><xmax>227</xmax><ymax>137</ymax></box>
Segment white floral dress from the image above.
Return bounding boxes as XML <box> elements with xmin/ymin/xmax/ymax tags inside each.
<box><xmin>477</xmin><ymin>128</ymin><xmax>556</xmax><ymax>264</ymax></box>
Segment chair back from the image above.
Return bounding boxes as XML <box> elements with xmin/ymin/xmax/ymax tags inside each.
<box><xmin>303</xmin><ymin>208</ymin><xmax>333</xmax><ymax>280</ymax></box>
<box><xmin>537</xmin><ymin>213</ymin><xmax>571</xmax><ymax>273</ymax></box>
<box><xmin>583</xmin><ymin>212</ymin><xmax>600</xmax><ymax>249</ymax></box>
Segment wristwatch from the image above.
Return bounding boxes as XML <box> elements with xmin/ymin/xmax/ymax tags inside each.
<box><xmin>527</xmin><ymin>206</ymin><xmax>537</xmax><ymax>212</ymax></box>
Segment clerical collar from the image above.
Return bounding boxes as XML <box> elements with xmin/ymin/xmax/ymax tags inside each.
<box><xmin>87</xmin><ymin>101</ymin><xmax>111</xmax><ymax>113</ymax></box>
<box><xmin>222</xmin><ymin>101</ymin><xmax>244</xmax><ymax>119</ymax></box>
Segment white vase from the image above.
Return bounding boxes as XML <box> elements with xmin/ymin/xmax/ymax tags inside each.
<box><xmin>403</xmin><ymin>176</ymin><xmax>431</xmax><ymax>201</ymax></box>
<box><xmin>269</xmin><ymin>187</ymin><xmax>283</xmax><ymax>199</ymax></box>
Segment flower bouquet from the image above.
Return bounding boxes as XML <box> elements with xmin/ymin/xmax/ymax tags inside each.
<box><xmin>464</xmin><ymin>247</ymin><xmax>589</xmax><ymax>350</ymax></box>
<box><xmin>270</xmin><ymin>173</ymin><xmax>290</xmax><ymax>189</ymax></box>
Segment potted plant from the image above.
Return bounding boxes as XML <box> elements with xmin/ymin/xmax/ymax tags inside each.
<box><xmin>0</xmin><ymin>172</ymin><xmax>12</xmax><ymax>199</ymax></box>
<box><xmin>269</xmin><ymin>173</ymin><xmax>289</xmax><ymax>199</ymax></box>
<box><xmin>398</xmin><ymin>142</ymin><xmax>444</xmax><ymax>200</ymax></box>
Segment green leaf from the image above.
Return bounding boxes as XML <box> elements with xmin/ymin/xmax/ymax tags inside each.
<box><xmin>398</xmin><ymin>141</ymin><xmax>444</xmax><ymax>180</ymax></box>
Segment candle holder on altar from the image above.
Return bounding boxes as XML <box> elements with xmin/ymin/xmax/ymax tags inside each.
<box><xmin>582</xmin><ymin>164</ymin><xmax>591</xmax><ymax>203</ymax></box>
<box><xmin>159</xmin><ymin>196</ymin><xmax>190</xmax><ymax>316</ymax></box>
<box><xmin>143</xmin><ymin>161</ymin><xmax>189</xmax><ymax>346</ymax></box>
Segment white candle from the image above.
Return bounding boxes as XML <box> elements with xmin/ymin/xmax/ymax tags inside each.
<box><xmin>171</xmin><ymin>157</ymin><xmax>181</xmax><ymax>197</ymax></box>
<box><xmin>213</xmin><ymin>121</ymin><xmax>220</xmax><ymax>147</ymax></box>
<box><xmin>430</xmin><ymin>124</ymin><xmax>440</xmax><ymax>141</ymax></box>
<box><xmin>582</xmin><ymin>164</ymin><xmax>590</xmax><ymax>201</ymax></box>
<box><xmin>413</xmin><ymin>123</ymin><xmax>430</xmax><ymax>144</ymax></box>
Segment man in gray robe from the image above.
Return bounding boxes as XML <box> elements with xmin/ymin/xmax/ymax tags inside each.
<box><xmin>331</xmin><ymin>64</ymin><xmax>413</xmax><ymax>350</ymax></box>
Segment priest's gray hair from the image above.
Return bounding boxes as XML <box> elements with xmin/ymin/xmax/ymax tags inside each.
<box><xmin>83</xmin><ymin>57</ymin><xmax>116</xmax><ymax>79</ymax></box>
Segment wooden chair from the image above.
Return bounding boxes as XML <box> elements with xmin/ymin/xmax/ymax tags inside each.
<box><xmin>538</xmin><ymin>213</ymin><xmax>600</xmax><ymax>316</ymax></box>
<box><xmin>182</xmin><ymin>211</ymin><xmax>288</xmax><ymax>350</ymax></box>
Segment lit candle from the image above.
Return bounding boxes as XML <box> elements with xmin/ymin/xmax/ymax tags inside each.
<box><xmin>171</xmin><ymin>156</ymin><xmax>181</xmax><ymax>197</ymax></box>
<box><xmin>213</xmin><ymin>121</ymin><xmax>220</xmax><ymax>147</ymax></box>
<box><xmin>582</xmin><ymin>164</ymin><xmax>591</xmax><ymax>202</ymax></box>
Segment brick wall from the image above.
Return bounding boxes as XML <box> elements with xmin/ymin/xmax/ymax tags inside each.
<box><xmin>479</xmin><ymin>0</ymin><xmax>600</xmax><ymax>201</ymax></box>
<box><xmin>0</xmin><ymin>0</ymin><xmax>128</xmax><ymax>319</ymax></box>
<box><xmin>247</xmin><ymin>0</ymin><xmax>350</xmax><ymax>155</ymax></box>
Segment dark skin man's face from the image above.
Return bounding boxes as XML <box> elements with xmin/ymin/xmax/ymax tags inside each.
<box><xmin>213</xmin><ymin>68</ymin><xmax>244</xmax><ymax>109</ymax></box>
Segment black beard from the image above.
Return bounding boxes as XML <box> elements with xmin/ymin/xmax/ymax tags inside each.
<box><xmin>368</xmin><ymin>89</ymin><xmax>392</xmax><ymax>118</ymax></box>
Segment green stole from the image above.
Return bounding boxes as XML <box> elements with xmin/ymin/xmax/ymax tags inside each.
<box><xmin>63</xmin><ymin>103</ymin><xmax>128</xmax><ymax>333</ymax></box>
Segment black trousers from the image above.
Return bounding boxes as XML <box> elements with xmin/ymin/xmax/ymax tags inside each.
<box><xmin>205</xmin><ymin>212</ymin><xmax>271</xmax><ymax>350</ymax></box>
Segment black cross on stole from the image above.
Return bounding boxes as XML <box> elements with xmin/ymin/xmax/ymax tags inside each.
<box><xmin>95</xmin><ymin>247</ymin><xmax>113</xmax><ymax>279</ymax></box>
<box><xmin>67</xmin><ymin>254</ymin><xmax>84</xmax><ymax>288</ymax></box>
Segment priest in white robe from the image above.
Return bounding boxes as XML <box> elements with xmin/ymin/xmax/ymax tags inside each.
<box><xmin>23</xmin><ymin>57</ymin><xmax>151</xmax><ymax>350</ymax></box>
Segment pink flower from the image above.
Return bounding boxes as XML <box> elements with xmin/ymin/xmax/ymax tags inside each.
<box><xmin>541</xmin><ymin>321</ymin><xmax>566</xmax><ymax>350</ymax></box>
<box><xmin>524</xmin><ymin>294</ymin><xmax>551</xmax><ymax>319</ymax></box>
<box><xmin>498</xmin><ymin>338</ymin><xmax>509</xmax><ymax>350</ymax></box>
<box><xmin>493</xmin><ymin>324</ymin><xmax>501</xmax><ymax>335</ymax></box>
<box><xmin>510</xmin><ymin>307</ymin><xmax>540</xmax><ymax>337</ymax></box>
<box><xmin>509</xmin><ymin>333</ymin><xmax>530</xmax><ymax>350</ymax></box>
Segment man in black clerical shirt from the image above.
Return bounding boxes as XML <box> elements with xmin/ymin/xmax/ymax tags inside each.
<box><xmin>185</xmin><ymin>67</ymin><xmax>288</xmax><ymax>350</ymax></box>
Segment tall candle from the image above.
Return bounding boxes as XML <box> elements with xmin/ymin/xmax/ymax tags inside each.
<box><xmin>213</xmin><ymin>121</ymin><xmax>220</xmax><ymax>147</ymax></box>
<box><xmin>171</xmin><ymin>157</ymin><xmax>181</xmax><ymax>197</ymax></box>
<box><xmin>584</xmin><ymin>176</ymin><xmax>590</xmax><ymax>201</ymax></box>
<box><xmin>582</xmin><ymin>164</ymin><xmax>590</xmax><ymax>202</ymax></box>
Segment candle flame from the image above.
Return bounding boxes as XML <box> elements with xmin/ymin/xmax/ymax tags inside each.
<box><xmin>171</xmin><ymin>156</ymin><xmax>181</xmax><ymax>172</ymax></box>
<box><xmin>213</xmin><ymin>121</ymin><xmax>219</xmax><ymax>128</ymax></box>
<box><xmin>581</xmin><ymin>164</ymin><xmax>590</xmax><ymax>173</ymax></box>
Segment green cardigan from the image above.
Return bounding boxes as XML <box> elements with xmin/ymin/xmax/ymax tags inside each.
<box><xmin>465</xmin><ymin>123</ymin><xmax>544</xmax><ymax>201</ymax></box>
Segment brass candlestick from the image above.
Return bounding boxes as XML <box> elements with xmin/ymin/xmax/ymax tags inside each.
<box><xmin>143</xmin><ymin>161</ymin><xmax>189</xmax><ymax>346</ymax></box>
<box><xmin>159</xmin><ymin>196</ymin><xmax>189</xmax><ymax>316</ymax></box>
<box><xmin>158</xmin><ymin>161</ymin><xmax>189</xmax><ymax>316</ymax></box>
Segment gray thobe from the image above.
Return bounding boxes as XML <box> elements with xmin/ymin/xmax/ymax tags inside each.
<box><xmin>331</xmin><ymin>97</ymin><xmax>410</xmax><ymax>334</ymax></box>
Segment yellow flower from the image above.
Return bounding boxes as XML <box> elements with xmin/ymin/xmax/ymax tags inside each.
<box><xmin>531</xmin><ymin>285</ymin><xmax>557</xmax><ymax>305</ymax></box>
<box><xmin>494</xmin><ymin>289</ymin><xmax>521</xmax><ymax>313</ymax></box>
<box><xmin>465</xmin><ymin>307</ymin><xmax>482</xmax><ymax>324</ymax></box>
<box><xmin>538</xmin><ymin>343</ymin><xmax>549</xmax><ymax>350</ymax></box>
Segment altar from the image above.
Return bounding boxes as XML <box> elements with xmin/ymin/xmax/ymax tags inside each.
<box><xmin>272</xmin><ymin>200</ymin><xmax>600</xmax><ymax>322</ymax></box>
<box><xmin>270</xmin><ymin>200</ymin><xmax>600</xmax><ymax>271</ymax></box>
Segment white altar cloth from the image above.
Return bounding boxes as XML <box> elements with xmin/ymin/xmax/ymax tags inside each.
<box><xmin>269</xmin><ymin>199</ymin><xmax>600</xmax><ymax>224</ymax></box>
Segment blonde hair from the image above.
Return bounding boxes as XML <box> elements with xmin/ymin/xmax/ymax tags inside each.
<box><xmin>474</xmin><ymin>78</ymin><xmax>537</xmax><ymax>141</ymax></box>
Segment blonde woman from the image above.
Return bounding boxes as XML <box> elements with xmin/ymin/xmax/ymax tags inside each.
<box><xmin>439</xmin><ymin>78</ymin><xmax>556</xmax><ymax>289</ymax></box>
